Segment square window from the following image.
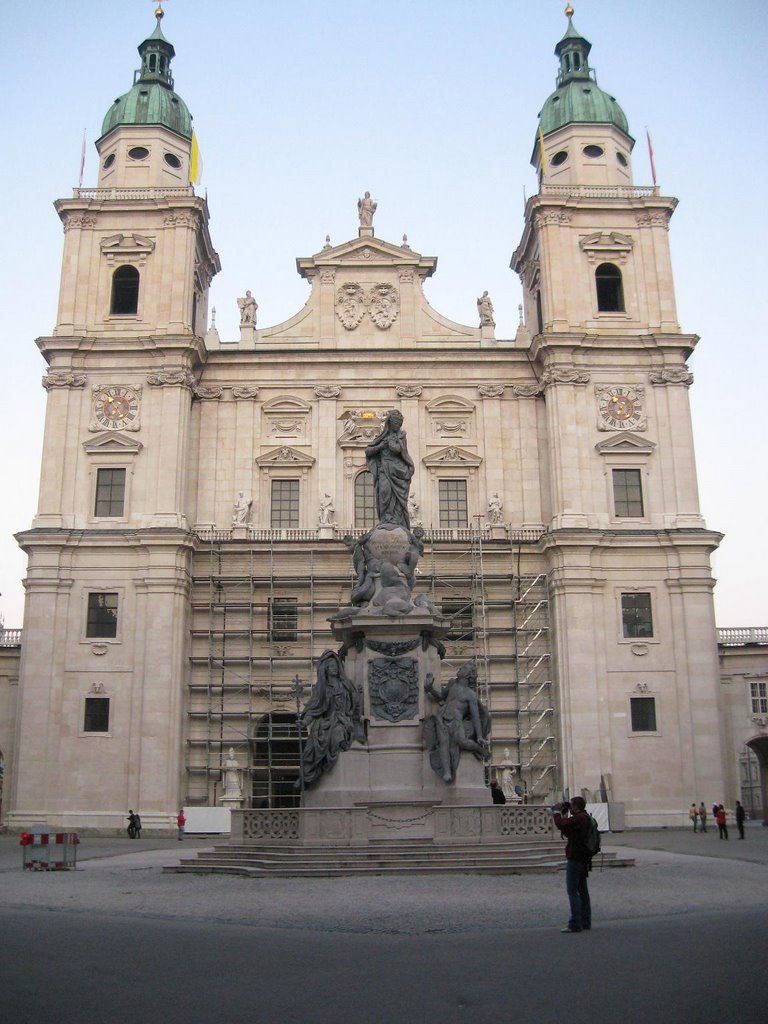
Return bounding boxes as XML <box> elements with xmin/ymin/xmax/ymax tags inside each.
<box><xmin>270</xmin><ymin>598</ymin><xmax>298</xmax><ymax>641</ymax></box>
<box><xmin>630</xmin><ymin>696</ymin><xmax>657</xmax><ymax>732</ymax></box>
<box><xmin>83</xmin><ymin>696</ymin><xmax>110</xmax><ymax>733</ymax></box>
<box><xmin>439</xmin><ymin>480</ymin><xmax>468</xmax><ymax>528</ymax></box>
<box><xmin>441</xmin><ymin>597</ymin><xmax>474</xmax><ymax>640</ymax></box>
<box><xmin>612</xmin><ymin>469</ymin><xmax>644</xmax><ymax>517</ymax></box>
<box><xmin>271</xmin><ymin>479</ymin><xmax>299</xmax><ymax>528</ymax></box>
<box><xmin>751</xmin><ymin>682</ymin><xmax>767</xmax><ymax>715</ymax></box>
<box><xmin>95</xmin><ymin>468</ymin><xmax>126</xmax><ymax>517</ymax></box>
<box><xmin>86</xmin><ymin>592</ymin><xmax>118</xmax><ymax>638</ymax></box>
<box><xmin>621</xmin><ymin>593</ymin><xmax>653</xmax><ymax>638</ymax></box>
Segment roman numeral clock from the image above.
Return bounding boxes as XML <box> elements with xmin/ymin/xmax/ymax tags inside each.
<box><xmin>595</xmin><ymin>384</ymin><xmax>646</xmax><ymax>431</ymax></box>
<box><xmin>90</xmin><ymin>385</ymin><xmax>142</xmax><ymax>431</ymax></box>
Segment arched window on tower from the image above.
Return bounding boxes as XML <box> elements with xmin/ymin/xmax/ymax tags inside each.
<box><xmin>354</xmin><ymin>470</ymin><xmax>375</xmax><ymax>529</ymax></box>
<box><xmin>595</xmin><ymin>263</ymin><xmax>625</xmax><ymax>313</ymax></box>
<box><xmin>110</xmin><ymin>265</ymin><xmax>140</xmax><ymax>315</ymax></box>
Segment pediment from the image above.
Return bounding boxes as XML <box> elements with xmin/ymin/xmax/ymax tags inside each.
<box><xmin>297</xmin><ymin>235</ymin><xmax>437</xmax><ymax>280</ymax></box>
<box><xmin>579</xmin><ymin>231</ymin><xmax>634</xmax><ymax>265</ymax></box>
<box><xmin>100</xmin><ymin>233</ymin><xmax>155</xmax><ymax>256</ymax></box>
<box><xmin>595</xmin><ymin>431</ymin><xmax>656</xmax><ymax>456</ymax></box>
<box><xmin>83</xmin><ymin>431</ymin><xmax>144</xmax><ymax>454</ymax></box>
<box><xmin>256</xmin><ymin>446</ymin><xmax>316</xmax><ymax>468</ymax></box>
<box><xmin>426</xmin><ymin>395</ymin><xmax>476</xmax><ymax>414</ymax></box>
<box><xmin>423</xmin><ymin>446</ymin><xmax>483</xmax><ymax>468</ymax></box>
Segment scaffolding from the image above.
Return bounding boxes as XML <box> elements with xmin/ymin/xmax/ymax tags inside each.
<box><xmin>186</xmin><ymin>527</ymin><xmax>558</xmax><ymax>807</ymax></box>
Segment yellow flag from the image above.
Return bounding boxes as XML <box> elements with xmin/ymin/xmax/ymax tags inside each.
<box><xmin>190</xmin><ymin>131</ymin><xmax>202</xmax><ymax>185</ymax></box>
<box><xmin>538</xmin><ymin>125</ymin><xmax>547</xmax><ymax>177</ymax></box>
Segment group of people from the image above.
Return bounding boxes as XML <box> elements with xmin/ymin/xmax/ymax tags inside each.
<box><xmin>126</xmin><ymin>809</ymin><xmax>142</xmax><ymax>839</ymax></box>
<box><xmin>688</xmin><ymin>801</ymin><xmax>747</xmax><ymax>839</ymax></box>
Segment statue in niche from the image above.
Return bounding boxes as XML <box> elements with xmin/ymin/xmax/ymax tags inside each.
<box><xmin>318</xmin><ymin>493</ymin><xmax>335</xmax><ymax>525</ymax></box>
<box><xmin>423</xmin><ymin>661</ymin><xmax>490</xmax><ymax>783</ymax></box>
<box><xmin>477</xmin><ymin>290</ymin><xmax>495</xmax><ymax>327</ymax></box>
<box><xmin>237</xmin><ymin>290</ymin><xmax>258</xmax><ymax>326</ymax></box>
<box><xmin>222</xmin><ymin>747</ymin><xmax>243</xmax><ymax>800</ymax></box>
<box><xmin>232</xmin><ymin>491</ymin><xmax>252</xmax><ymax>526</ymax></box>
<box><xmin>365</xmin><ymin>410</ymin><xmax>414</xmax><ymax>529</ymax></box>
<box><xmin>487</xmin><ymin>492</ymin><xmax>504</xmax><ymax>525</ymax></box>
<box><xmin>297</xmin><ymin>650</ymin><xmax>365</xmax><ymax>789</ymax></box>
<box><xmin>357</xmin><ymin>191</ymin><xmax>377</xmax><ymax>227</ymax></box>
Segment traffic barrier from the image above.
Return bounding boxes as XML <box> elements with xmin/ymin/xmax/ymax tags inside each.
<box><xmin>20</xmin><ymin>831</ymin><xmax>80</xmax><ymax>870</ymax></box>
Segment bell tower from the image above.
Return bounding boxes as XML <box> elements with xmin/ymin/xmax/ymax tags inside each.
<box><xmin>8</xmin><ymin>8</ymin><xmax>220</xmax><ymax>832</ymax></box>
<box><xmin>512</xmin><ymin>6</ymin><xmax>725</xmax><ymax>824</ymax></box>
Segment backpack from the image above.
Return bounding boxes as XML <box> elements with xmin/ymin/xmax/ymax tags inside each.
<box><xmin>584</xmin><ymin>814</ymin><xmax>601</xmax><ymax>857</ymax></box>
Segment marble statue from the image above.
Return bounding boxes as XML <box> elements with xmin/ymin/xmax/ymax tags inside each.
<box><xmin>423</xmin><ymin>661</ymin><xmax>490</xmax><ymax>783</ymax></box>
<box><xmin>365</xmin><ymin>410</ymin><xmax>414</xmax><ymax>529</ymax></box>
<box><xmin>487</xmin><ymin>492</ymin><xmax>503</xmax><ymax>525</ymax></box>
<box><xmin>232</xmin><ymin>491</ymin><xmax>252</xmax><ymax>526</ymax></box>
<box><xmin>318</xmin><ymin>493</ymin><xmax>335</xmax><ymax>525</ymax></box>
<box><xmin>298</xmin><ymin>650</ymin><xmax>365</xmax><ymax>789</ymax></box>
<box><xmin>222</xmin><ymin>747</ymin><xmax>242</xmax><ymax>800</ymax></box>
<box><xmin>477</xmin><ymin>290</ymin><xmax>495</xmax><ymax>327</ymax></box>
<box><xmin>407</xmin><ymin>493</ymin><xmax>422</xmax><ymax>527</ymax></box>
<box><xmin>237</xmin><ymin>290</ymin><xmax>258</xmax><ymax>326</ymax></box>
<box><xmin>357</xmin><ymin>191</ymin><xmax>377</xmax><ymax>227</ymax></box>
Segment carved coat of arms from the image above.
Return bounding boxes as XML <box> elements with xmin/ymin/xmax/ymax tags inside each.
<box><xmin>336</xmin><ymin>283</ymin><xmax>366</xmax><ymax>330</ymax></box>
<box><xmin>368</xmin><ymin>283</ymin><xmax>400</xmax><ymax>329</ymax></box>
<box><xmin>368</xmin><ymin>657</ymin><xmax>419</xmax><ymax>721</ymax></box>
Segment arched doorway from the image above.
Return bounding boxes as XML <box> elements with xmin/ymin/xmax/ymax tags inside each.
<box><xmin>250</xmin><ymin>713</ymin><xmax>303</xmax><ymax>808</ymax></box>
<box><xmin>745</xmin><ymin>735</ymin><xmax>768</xmax><ymax>825</ymax></box>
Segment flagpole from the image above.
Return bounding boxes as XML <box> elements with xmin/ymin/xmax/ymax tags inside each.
<box><xmin>78</xmin><ymin>130</ymin><xmax>86</xmax><ymax>188</ymax></box>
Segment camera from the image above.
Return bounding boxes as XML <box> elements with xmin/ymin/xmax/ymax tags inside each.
<box><xmin>560</xmin><ymin>801</ymin><xmax>571</xmax><ymax>814</ymax></box>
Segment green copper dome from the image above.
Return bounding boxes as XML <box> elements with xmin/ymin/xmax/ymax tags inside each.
<box><xmin>100</xmin><ymin>14</ymin><xmax>192</xmax><ymax>141</ymax></box>
<box><xmin>538</xmin><ymin>15</ymin><xmax>630</xmax><ymax>138</ymax></box>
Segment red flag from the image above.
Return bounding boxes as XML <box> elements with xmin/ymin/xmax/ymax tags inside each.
<box><xmin>78</xmin><ymin>130</ymin><xmax>86</xmax><ymax>187</ymax></box>
<box><xmin>645</xmin><ymin>127</ymin><xmax>657</xmax><ymax>186</ymax></box>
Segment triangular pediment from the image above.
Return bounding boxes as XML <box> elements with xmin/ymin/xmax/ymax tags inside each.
<box><xmin>100</xmin><ymin>233</ymin><xmax>155</xmax><ymax>255</ymax></box>
<box><xmin>595</xmin><ymin>431</ymin><xmax>656</xmax><ymax>455</ymax></box>
<box><xmin>256</xmin><ymin>446</ymin><xmax>316</xmax><ymax>468</ymax></box>
<box><xmin>83</xmin><ymin>431</ymin><xmax>144</xmax><ymax>454</ymax></box>
<box><xmin>423</xmin><ymin>446</ymin><xmax>483</xmax><ymax>468</ymax></box>
<box><xmin>297</xmin><ymin>235</ymin><xmax>437</xmax><ymax>280</ymax></box>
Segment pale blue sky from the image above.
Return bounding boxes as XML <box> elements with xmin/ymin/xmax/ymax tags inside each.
<box><xmin>1</xmin><ymin>0</ymin><xmax>766</xmax><ymax>627</ymax></box>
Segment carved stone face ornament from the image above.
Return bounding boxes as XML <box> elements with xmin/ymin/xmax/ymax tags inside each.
<box><xmin>336</xmin><ymin>283</ymin><xmax>366</xmax><ymax>330</ymax></box>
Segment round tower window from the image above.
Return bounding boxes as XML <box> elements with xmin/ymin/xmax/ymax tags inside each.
<box><xmin>583</xmin><ymin>145</ymin><xmax>604</xmax><ymax>158</ymax></box>
<box><xmin>616</xmin><ymin>152</ymin><xmax>628</xmax><ymax>167</ymax></box>
<box><xmin>128</xmin><ymin>146</ymin><xmax>150</xmax><ymax>161</ymax></box>
<box><xmin>102</xmin><ymin>153</ymin><xmax>116</xmax><ymax>169</ymax></box>
<box><xmin>551</xmin><ymin>150</ymin><xmax>569</xmax><ymax>167</ymax></box>
<box><xmin>164</xmin><ymin>153</ymin><xmax>182</xmax><ymax>169</ymax></box>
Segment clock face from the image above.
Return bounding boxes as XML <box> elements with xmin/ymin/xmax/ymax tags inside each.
<box><xmin>94</xmin><ymin>386</ymin><xmax>140</xmax><ymax>430</ymax></box>
<box><xmin>596</xmin><ymin>385</ymin><xmax>644</xmax><ymax>431</ymax></box>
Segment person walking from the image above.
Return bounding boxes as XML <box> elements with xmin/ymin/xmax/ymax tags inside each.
<box><xmin>126</xmin><ymin>810</ymin><xmax>137</xmax><ymax>839</ymax></box>
<box><xmin>698</xmin><ymin>802</ymin><xmax>708</xmax><ymax>832</ymax></box>
<box><xmin>552</xmin><ymin>796</ymin><xmax>593</xmax><ymax>933</ymax></box>
<box><xmin>735</xmin><ymin>801</ymin><xmax>746</xmax><ymax>839</ymax></box>
<box><xmin>688</xmin><ymin>803</ymin><xmax>698</xmax><ymax>832</ymax></box>
<box><xmin>716</xmin><ymin>804</ymin><xmax>728</xmax><ymax>840</ymax></box>
<box><xmin>177</xmin><ymin>809</ymin><xmax>186</xmax><ymax>841</ymax></box>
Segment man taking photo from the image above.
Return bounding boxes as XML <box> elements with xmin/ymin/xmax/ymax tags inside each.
<box><xmin>553</xmin><ymin>796</ymin><xmax>592</xmax><ymax>933</ymax></box>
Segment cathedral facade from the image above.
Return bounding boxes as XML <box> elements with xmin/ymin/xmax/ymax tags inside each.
<box><xmin>5</xmin><ymin>11</ymin><xmax>728</xmax><ymax>831</ymax></box>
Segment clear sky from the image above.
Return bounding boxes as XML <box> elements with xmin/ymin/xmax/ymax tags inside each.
<box><xmin>0</xmin><ymin>0</ymin><xmax>766</xmax><ymax>628</ymax></box>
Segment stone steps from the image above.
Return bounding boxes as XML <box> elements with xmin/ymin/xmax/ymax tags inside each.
<box><xmin>164</xmin><ymin>841</ymin><xmax>634</xmax><ymax>877</ymax></box>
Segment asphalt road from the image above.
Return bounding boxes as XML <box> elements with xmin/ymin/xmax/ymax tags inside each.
<box><xmin>1</xmin><ymin>826</ymin><xmax>765</xmax><ymax>1024</ymax></box>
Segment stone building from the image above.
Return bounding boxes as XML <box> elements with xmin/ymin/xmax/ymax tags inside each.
<box><xmin>4</xmin><ymin>10</ymin><xmax>763</xmax><ymax>831</ymax></box>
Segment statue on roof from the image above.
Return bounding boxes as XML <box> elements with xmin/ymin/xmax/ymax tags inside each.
<box><xmin>357</xmin><ymin>191</ymin><xmax>377</xmax><ymax>228</ymax></box>
<box><xmin>477</xmin><ymin>290</ymin><xmax>495</xmax><ymax>327</ymax></box>
<box><xmin>237</xmin><ymin>290</ymin><xmax>257</xmax><ymax>326</ymax></box>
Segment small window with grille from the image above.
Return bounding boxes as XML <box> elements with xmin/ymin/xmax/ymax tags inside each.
<box><xmin>621</xmin><ymin>593</ymin><xmax>653</xmax><ymax>638</ymax></box>
<box><xmin>751</xmin><ymin>681</ymin><xmax>767</xmax><ymax>715</ymax></box>
<box><xmin>630</xmin><ymin>696</ymin><xmax>657</xmax><ymax>733</ymax></box>
<box><xmin>354</xmin><ymin>471</ymin><xmax>376</xmax><ymax>529</ymax></box>
<box><xmin>270</xmin><ymin>598</ymin><xmax>298</xmax><ymax>641</ymax></box>
<box><xmin>83</xmin><ymin>696</ymin><xmax>110</xmax><ymax>733</ymax></box>
<box><xmin>95</xmin><ymin>468</ymin><xmax>126</xmax><ymax>517</ymax></box>
<box><xmin>86</xmin><ymin>592</ymin><xmax>119</xmax><ymax>638</ymax></box>
<box><xmin>612</xmin><ymin>469</ymin><xmax>644</xmax><ymax>517</ymax></box>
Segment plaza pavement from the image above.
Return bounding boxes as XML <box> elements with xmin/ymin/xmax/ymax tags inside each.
<box><xmin>0</xmin><ymin>822</ymin><xmax>765</xmax><ymax>934</ymax></box>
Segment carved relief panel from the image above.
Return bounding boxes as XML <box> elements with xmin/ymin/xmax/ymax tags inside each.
<box><xmin>425</xmin><ymin>395</ymin><xmax>476</xmax><ymax>444</ymax></box>
<box><xmin>262</xmin><ymin>396</ymin><xmax>312</xmax><ymax>442</ymax></box>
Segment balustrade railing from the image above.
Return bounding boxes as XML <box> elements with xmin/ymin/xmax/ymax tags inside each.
<box><xmin>540</xmin><ymin>184</ymin><xmax>660</xmax><ymax>200</ymax></box>
<box><xmin>717</xmin><ymin>627</ymin><xmax>768</xmax><ymax>646</ymax></box>
<box><xmin>73</xmin><ymin>186</ymin><xmax>195</xmax><ymax>201</ymax></box>
<box><xmin>0</xmin><ymin>629</ymin><xmax>22</xmax><ymax>647</ymax></box>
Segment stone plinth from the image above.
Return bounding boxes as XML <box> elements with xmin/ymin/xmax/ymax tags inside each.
<box><xmin>303</xmin><ymin>608</ymin><xmax>489</xmax><ymax>808</ymax></box>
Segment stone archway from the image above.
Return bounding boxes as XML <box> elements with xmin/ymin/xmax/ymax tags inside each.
<box><xmin>745</xmin><ymin>735</ymin><xmax>768</xmax><ymax>825</ymax></box>
<box><xmin>250</xmin><ymin>713</ymin><xmax>303</xmax><ymax>809</ymax></box>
